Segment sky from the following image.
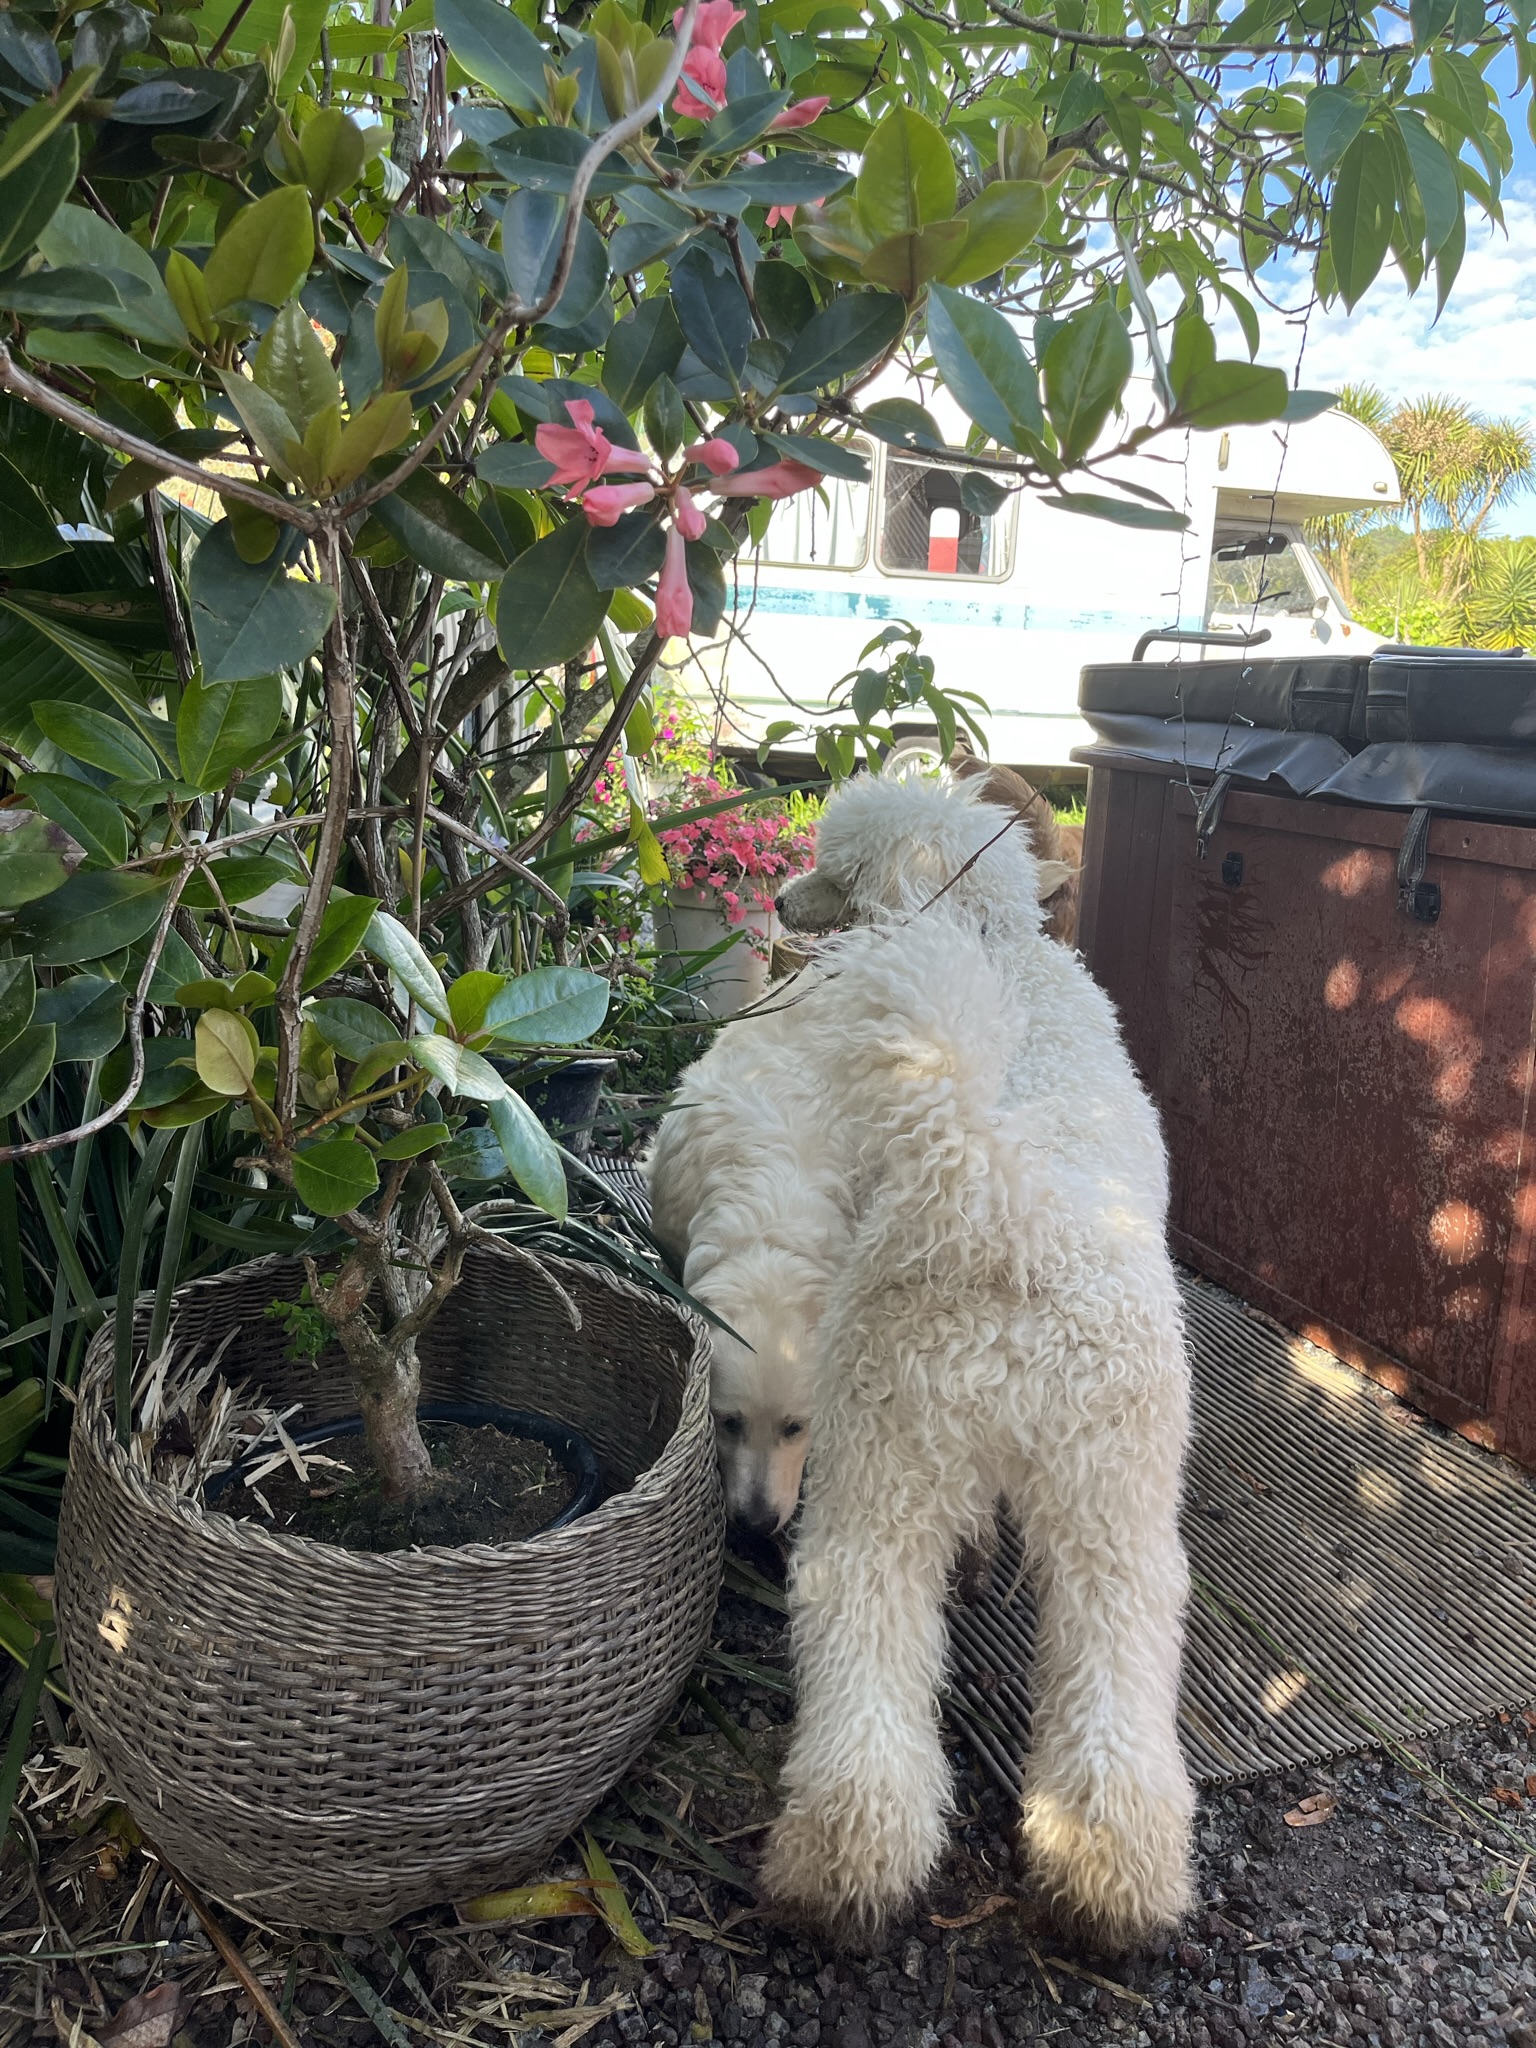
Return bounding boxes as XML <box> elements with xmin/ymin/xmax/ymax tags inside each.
<box><xmin>1212</xmin><ymin>51</ymin><xmax>1536</xmax><ymax>536</ymax></box>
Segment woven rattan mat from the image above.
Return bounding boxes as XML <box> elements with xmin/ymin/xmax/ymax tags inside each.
<box><xmin>584</xmin><ymin>1158</ymin><xmax>1536</xmax><ymax>1791</ymax></box>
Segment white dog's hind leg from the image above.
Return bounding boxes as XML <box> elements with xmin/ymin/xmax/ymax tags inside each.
<box><xmin>762</xmin><ymin>1386</ymin><xmax>982</xmax><ymax>1939</ymax></box>
<box><xmin>1009</xmin><ymin>1372</ymin><xmax>1194</xmax><ymax>1949</ymax></box>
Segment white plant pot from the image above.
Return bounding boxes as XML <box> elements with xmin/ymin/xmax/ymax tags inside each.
<box><xmin>655</xmin><ymin>887</ymin><xmax>777</xmax><ymax>1021</ymax></box>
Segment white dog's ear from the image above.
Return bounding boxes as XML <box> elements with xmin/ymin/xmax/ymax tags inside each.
<box><xmin>1035</xmin><ymin>858</ymin><xmax>1076</xmax><ymax>901</ymax></box>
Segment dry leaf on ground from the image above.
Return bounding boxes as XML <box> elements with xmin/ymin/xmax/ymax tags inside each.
<box><xmin>97</xmin><ymin>1984</ymin><xmax>184</xmax><ymax>2048</ymax></box>
<box><xmin>929</xmin><ymin>1894</ymin><xmax>1016</xmax><ymax>1929</ymax></box>
<box><xmin>1283</xmin><ymin>1792</ymin><xmax>1338</xmax><ymax>1828</ymax></box>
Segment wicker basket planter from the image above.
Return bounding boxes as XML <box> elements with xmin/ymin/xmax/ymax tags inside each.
<box><xmin>54</xmin><ymin>1247</ymin><xmax>723</xmax><ymax>1931</ymax></box>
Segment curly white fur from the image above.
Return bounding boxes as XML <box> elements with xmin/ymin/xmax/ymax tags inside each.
<box><xmin>653</xmin><ymin>775</ymin><xmax>1193</xmax><ymax>1946</ymax></box>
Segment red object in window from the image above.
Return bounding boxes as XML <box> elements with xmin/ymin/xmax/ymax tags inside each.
<box><xmin>928</xmin><ymin>507</ymin><xmax>960</xmax><ymax>574</ymax></box>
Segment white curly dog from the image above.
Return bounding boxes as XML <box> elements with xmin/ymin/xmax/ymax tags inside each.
<box><xmin>651</xmin><ymin>774</ymin><xmax>1193</xmax><ymax>1947</ymax></box>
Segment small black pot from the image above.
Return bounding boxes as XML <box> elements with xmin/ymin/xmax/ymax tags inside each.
<box><xmin>522</xmin><ymin>1056</ymin><xmax>618</xmax><ymax>1160</ymax></box>
<box><xmin>206</xmin><ymin>1401</ymin><xmax>604</xmax><ymax>1535</ymax></box>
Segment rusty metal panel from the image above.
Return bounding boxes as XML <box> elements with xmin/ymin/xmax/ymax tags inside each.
<box><xmin>1080</xmin><ymin>767</ymin><xmax>1536</xmax><ymax>1470</ymax></box>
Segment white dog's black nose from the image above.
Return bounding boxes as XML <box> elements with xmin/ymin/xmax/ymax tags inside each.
<box><xmin>738</xmin><ymin>1498</ymin><xmax>781</xmax><ymax>1537</ymax></box>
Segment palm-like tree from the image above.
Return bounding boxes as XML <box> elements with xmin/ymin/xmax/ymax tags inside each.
<box><xmin>1306</xmin><ymin>384</ymin><xmax>1394</xmax><ymax>603</ymax></box>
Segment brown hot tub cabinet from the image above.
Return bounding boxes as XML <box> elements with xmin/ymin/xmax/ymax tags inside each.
<box><xmin>1075</xmin><ymin>648</ymin><xmax>1536</xmax><ymax>1470</ymax></box>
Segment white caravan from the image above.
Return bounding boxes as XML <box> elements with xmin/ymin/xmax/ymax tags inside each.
<box><xmin>666</xmin><ymin>372</ymin><xmax>1403</xmax><ymax>771</ymax></box>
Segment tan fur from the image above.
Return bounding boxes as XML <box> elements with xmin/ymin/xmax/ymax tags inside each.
<box><xmin>950</xmin><ymin>756</ymin><xmax>1080</xmax><ymax>948</ymax></box>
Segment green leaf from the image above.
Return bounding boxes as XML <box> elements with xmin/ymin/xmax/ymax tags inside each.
<box><xmin>602</xmin><ymin>298</ymin><xmax>686</xmax><ymax>414</ymax></box>
<box><xmin>1046</xmin><ymin>491</ymin><xmax>1189</xmax><ymax>530</ymax></box>
<box><xmin>436</xmin><ymin>0</ymin><xmax>548</xmax><ymax>113</ymax></box>
<box><xmin>369</xmin><ymin>466</ymin><xmax>507</xmax><ymax>583</ymax></box>
<box><xmin>408</xmin><ymin>1034</ymin><xmax>510</xmax><ymax>1101</ymax></box>
<box><xmin>959</xmin><ymin>473</ymin><xmax>1011</xmax><ymax>518</ymax></box>
<box><xmin>0</xmin><ymin>452</ymin><xmax>67</xmax><ymax>570</ymax></box>
<box><xmin>670</xmin><ymin>248</ymin><xmax>751</xmax><ymax>387</ymax></box>
<box><xmin>36</xmin><ymin>204</ymin><xmax>188</xmax><ymax>349</ymax></box>
<box><xmin>1042</xmin><ymin>300</ymin><xmax>1133</xmax><ymax>462</ymax></box>
<box><xmin>585</xmin><ymin>512</ymin><xmax>667</xmax><ymax>592</ymax></box>
<box><xmin>926</xmin><ymin>283</ymin><xmax>1042</xmax><ymax>451</ymax></box>
<box><xmin>292</xmin><ymin>1138</ymin><xmax>380</xmax><ymax>1217</ymax></box>
<box><xmin>496</xmin><ymin>518</ymin><xmax>607</xmax><ymax>671</ymax></box>
<box><xmin>1283</xmin><ymin>389</ymin><xmax>1340</xmax><ymax>423</ymax></box>
<box><xmin>181</xmin><ymin>855</ymin><xmax>296</xmax><ymax>911</ymax></box>
<box><xmin>858</xmin><ymin>397</ymin><xmax>945</xmax><ymax>452</ymax></box>
<box><xmin>777</xmin><ymin>291</ymin><xmax>907</xmax><ymax>394</ymax></box>
<box><xmin>176</xmin><ymin>672</ymin><xmax>285</xmax><ymax>789</ymax></box>
<box><xmin>285</xmin><ymin>894</ymin><xmax>382</xmax><ymax>995</ymax></box>
<box><xmin>17</xmin><ymin>870</ymin><xmax>170</xmax><ymax>966</ymax></box>
<box><xmin>25</xmin><ymin>328</ymin><xmax>187</xmax><ymax>384</ymax></box>
<box><xmin>0</xmin><ymin>957</ymin><xmax>35</xmax><ymax>1058</ymax></box>
<box><xmin>859</xmin><ymin>223</ymin><xmax>967</xmax><ymax>300</ymax></box>
<box><xmin>0</xmin><ymin>126</ymin><xmax>77</xmax><ymax>274</ymax></box>
<box><xmin>189</xmin><ymin>523</ymin><xmax>337</xmax><ymax>684</ymax></box>
<box><xmin>1175</xmin><ymin>361</ymin><xmax>1289</xmax><ymax>429</ymax></box>
<box><xmin>942</xmin><ymin>181</ymin><xmax>1049</xmax><ymax>286</ymax></box>
<box><xmin>254</xmin><ymin>300</ymin><xmax>342</xmax><ymax>437</ymax></box>
<box><xmin>446</xmin><ymin>969</ymin><xmax>508</xmax><ymax>1038</ymax></box>
<box><xmin>363</xmin><ymin>910</ymin><xmax>452</xmax><ymax>1023</ymax></box>
<box><xmin>32</xmin><ymin>701</ymin><xmax>159</xmax><ymax>781</ymax></box>
<box><xmin>1330</xmin><ymin>128</ymin><xmax>1396</xmax><ymax>312</ymax></box>
<box><xmin>0</xmin><ymin>1378</ymin><xmax>43</xmax><ymax>1472</ymax></box>
<box><xmin>1410</xmin><ymin>0</ymin><xmax>1458</xmax><ymax>46</ymax></box>
<box><xmin>202</xmin><ymin>187</ymin><xmax>316</xmax><ymax>315</ymax></box>
<box><xmin>1394</xmin><ymin>108</ymin><xmax>1461</xmax><ymax>257</ymax></box>
<box><xmin>488</xmin><ymin>1090</ymin><xmax>566</xmax><ymax>1218</ymax></box>
<box><xmin>482</xmin><ymin>965</ymin><xmax>610</xmax><ymax>1045</ymax></box>
<box><xmin>198</xmin><ymin>0</ymin><xmax>326</xmax><ymax>85</ymax></box>
<box><xmin>194</xmin><ymin>1008</ymin><xmax>258</xmax><ymax>1096</ymax></box>
<box><xmin>856</xmin><ymin>107</ymin><xmax>956</xmax><ymax>242</ymax></box>
<box><xmin>1303</xmin><ymin>85</ymin><xmax>1369</xmax><ymax>176</ymax></box>
<box><xmin>306</xmin><ymin>997</ymin><xmax>405</xmax><ymax>1060</ymax></box>
<box><xmin>0</xmin><ymin>1025</ymin><xmax>53</xmax><ymax>1117</ymax></box>
<box><xmin>16</xmin><ymin>773</ymin><xmax>127</xmax><ymax>869</ymax></box>
<box><xmin>375</xmin><ymin>1121</ymin><xmax>452</xmax><ymax>1160</ymax></box>
<box><xmin>0</xmin><ymin>68</ymin><xmax>98</xmax><ymax>187</ymax></box>
<box><xmin>35</xmin><ymin>974</ymin><xmax>125</xmax><ymax>1062</ymax></box>
<box><xmin>0</xmin><ymin>817</ymin><xmax>72</xmax><ymax>908</ymax></box>
<box><xmin>1434</xmin><ymin>195</ymin><xmax>1467</xmax><ymax>316</ymax></box>
<box><xmin>300</xmin><ymin>107</ymin><xmax>367</xmax><ymax>204</ymax></box>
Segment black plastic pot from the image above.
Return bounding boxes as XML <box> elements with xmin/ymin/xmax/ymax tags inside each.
<box><xmin>522</xmin><ymin>1056</ymin><xmax>618</xmax><ymax>1160</ymax></box>
<box><xmin>206</xmin><ymin>1400</ymin><xmax>603</xmax><ymax>1534</ymax></box>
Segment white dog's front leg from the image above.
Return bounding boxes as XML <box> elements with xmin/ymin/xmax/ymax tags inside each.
<box><xmin>762</xmin><ymin>1425</ymin><xmax>975</xmax><ymax>1939</ymax></box>
<box><xmin>1011</xmin><ymin>1414</ymin><xmax>1195</xmax><ymax>1949</ymax></box>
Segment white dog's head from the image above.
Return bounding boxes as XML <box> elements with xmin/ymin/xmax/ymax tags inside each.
<box><xmin>776</xmin><ymin>771</ymin><xmax>1073</xmax><ymax>940</ymax></box>
<box><xmin>691</xmin><ymin>1246</ymin><xmax>817</xmax><ymax>1534</ymax></box>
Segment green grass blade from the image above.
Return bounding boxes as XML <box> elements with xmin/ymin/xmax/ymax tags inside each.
<box><xmin>113</xmin><ymin>1128</ymin><xmax>175</xmax><ymax>1447</ymax></box>
<box><xmin>147</xmin><ymin>1122</ymin><xmax>200</xmax><ymax>1368</ymax></box>
<box><xmin>0</xmin><ymin>1622</ymin><xmax>52</xmax><ymax>1839</ymax></box>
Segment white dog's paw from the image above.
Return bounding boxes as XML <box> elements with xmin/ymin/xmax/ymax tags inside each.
<box><xmin>1021</xmin><ymin>1769</ymin><xmax>1194</xmax><ymax>1950</ymax></box>
<box><xmin>761</xmin><ymin>1776</ymin><xmax>949</xmax><ymax>1941</ymax></box>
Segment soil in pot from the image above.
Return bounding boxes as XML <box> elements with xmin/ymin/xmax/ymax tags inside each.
<box><xmin>221</xmin><ymin>1420</ymin><xmax>578</xmax><ymax>1552</ymax></box>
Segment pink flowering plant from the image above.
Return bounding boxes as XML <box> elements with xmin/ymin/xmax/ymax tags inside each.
<box><xmin>655</xmin><ymin>774</ymin><xmax>817</xmax><ymax>926</ymax></box>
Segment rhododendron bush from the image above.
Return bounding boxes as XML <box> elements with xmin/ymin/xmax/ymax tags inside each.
<box><xmin>0</xmin><ymin>0</ymin><xmax>1520</xmax><ymax>1516</ymax></box>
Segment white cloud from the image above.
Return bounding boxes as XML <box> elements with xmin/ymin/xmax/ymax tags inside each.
<box><xmin>1210</xmin><ymin>183</ymin><xmax>1536</xmax><ymax>535</ymax></box>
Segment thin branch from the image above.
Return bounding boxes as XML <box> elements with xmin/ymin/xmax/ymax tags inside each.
<box><xmin>425</xmin><ymin>803</ymin><xmax>571</xmax><ymax>932</ymax></box>
<box><xmin>514</xmin><ymin>631</ymin><xmax>664</xmax><ymax>866</ymax></box>
<box><xmin>0</xmin><ymin>349</ymin><xmax>325</xmax><ymax>532</ymax></box>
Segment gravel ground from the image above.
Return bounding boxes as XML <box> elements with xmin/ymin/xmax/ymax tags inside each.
<box><xmin>8</xmin><ymin>1543</ymin><xmax>1536</xmax><ymax>2048</ymax></box>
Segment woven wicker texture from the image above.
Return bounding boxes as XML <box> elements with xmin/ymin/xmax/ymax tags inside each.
<box><xmin>55</xmin><ymin>1248</ymin><xmax>723</xmax><ymax>1932</ymax></box>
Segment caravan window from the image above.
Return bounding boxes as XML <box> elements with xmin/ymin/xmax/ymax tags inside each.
<box><xmin>876</xmin><ymin>455</ymin><xmax>1015</xmax><ymax>580</ymax></box>
<box><xmin>1205</xmin><ymin>530</ymin><xmax>1319</xmax><ymax>623</ymax></box>
<box><xmin>760</xmin><ymin>444</ymin><xmax>871</xmax><ymax>570</ymax></box>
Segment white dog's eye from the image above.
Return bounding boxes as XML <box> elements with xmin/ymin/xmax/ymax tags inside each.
<box><xmin>781</xmin><ymin>1420</ymin><xmax>806</xmax><ymax>1440</ymax></box>
<box><xmin>717</xmin><ymin>1415</ymin><xmax>744</xmax><ymax>1439</ymax></box>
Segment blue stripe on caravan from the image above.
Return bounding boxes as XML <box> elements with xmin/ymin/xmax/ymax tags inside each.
<box><xmin>732</xmin><ymin>584</ymin><xmax>1205</xmax><ymax>635</ymax></box>
<box><xmin>734</xmin><ymin>585</ymin><xmax>1033</xmax><ymax>631</ymax></box>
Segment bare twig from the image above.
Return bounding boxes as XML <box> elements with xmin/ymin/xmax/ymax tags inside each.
<box><xmin>162</xmin><ymin>1860</ymin><xmax>305</xmax><ymax>2048</ymax></box>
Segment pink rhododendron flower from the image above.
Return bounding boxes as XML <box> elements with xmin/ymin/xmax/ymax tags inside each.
<box><xmin>673</xmin><ymin>485</ymin><xmax>707</xmax><ymax>541</ymax></box>
<box><xmin>711</xmin><ymin>457</ymin><xmax>821</xmax><ymax>500</ymax></box>
<box><xmin>534</xmin><ymin>399</ymin><xmax>609</xmax><ymax>492</ymax></box>
<box><xmin>581</xmin><ymin>482</ymin><xmax>657</xmax><ymax>526</ymax></box>
<box><xmin>654</xmin><ymin>771</ymin><xmax>817</xmax><ymax>919</ymax></box>
<box><xmin>676</xmin><ymin>0</ymin><xmax>744</xmax><ymax>50</ymax></box>
<box><xmin>765</xmin><ymin>205</ymin><xmax>796</xmax><ymax>230</ymax></box>
<box><xmin>685</xmin><ymin>436</ymin><xmax>741</xmax><ymax>476</ymax></box>
<box><xmin>535</xmin><ymin>399</ymin><xmax>653</xmax><ymax>494</ymax></box>
<box><xmin>673</xmin><ymin>44</ymin><xmax>726</xmax><ymax>118</ymax></box>
<box><xmin>656</xmin><ymin>522</ymin><xmax>694</xmax><ymax>639</ymax></box>
<box><xmin>769</xmin><ymin>96</ymin><xmax>828</xmax><ymax>131</ymax></box>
